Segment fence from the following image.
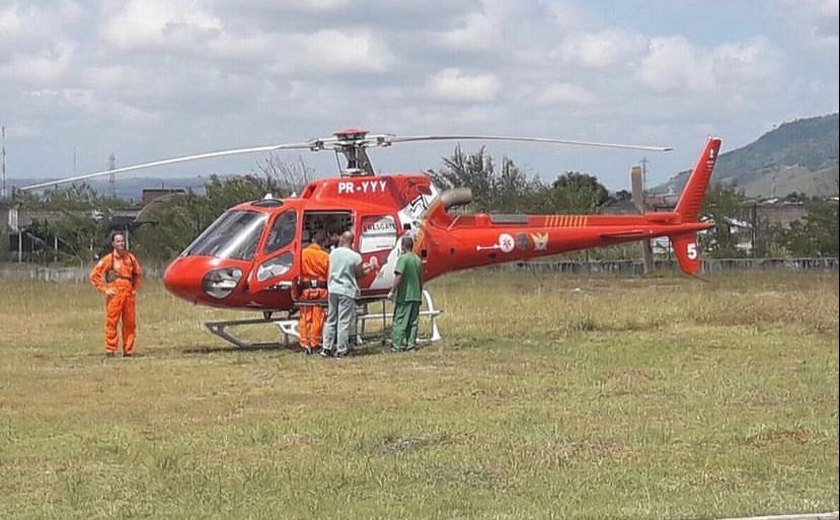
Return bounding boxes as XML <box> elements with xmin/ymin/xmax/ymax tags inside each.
<box><xmin>499</xmin><ymin>257</ymin><xmax>839</xmax><ymax>275</ymax></box>
<box><xmin>1</xmin><ymin>258</ymin><xmax>837</xmax><ymax>283</ymax></box>
<box><xmin>0</xmin><ymin>263</ymin><xmax>167</xmax><ymax>282</ymax></box>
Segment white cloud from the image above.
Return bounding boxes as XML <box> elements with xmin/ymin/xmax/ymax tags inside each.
<box><xmin>0</xmin><ymin>2</ymin><xmax>83</xmax><ymax>53</ymax></box>
<box><xmin>85</xmin><ymin>65</ymin><xmax>133</xmax><ymax>89</ymax></box>
<box><xmin>297</xmin><ymin>29</ymin><xmax>393</xmax><ymax>74</ymax></box>
<box><xmin>549</xmin><ymin>3</ymin><xmax>595</xmax><ymax>33</ymax></box>
<box><xmin>0</xmin><ymin>1</ymin><xmax>836</xmax><ymax>190</ymax></box>
<box><xmin>26</xmin><ymin>88</ymin><xmax>159</xmax><ymax>127</ymax></box>
<box><xmin>636</xmin><ymin>36</ymin><xmax>716</xmax><ymax>93</ymax></box>
<box><xmin>0</xmin><ymin>5</ymin><xmax>25</xmax><ymax>38</ymax></box>
<box><xmin>635</xmin><ymin>36</ymin><xmax>778</xmax><ymax>96</ymax></box>
<box><xmin>551</xmin><ymin>29</ymin><xmax>647</xmax><ymax>69</ymax></box>
<box><xmin>532</xmin><ymin>83</ymin><xmax>597</xmax><ymax>106</ymax></box>
<box><xmin>259</xmin><ymin>0</ymin><xmax>352</xmax><ymax>11</ymax></box>
<box><xmin>101</xmin><ymin>0</ymin><xmax>221</xmax><ymax>51</ymax></box>
<box><xmin>776</xmin><ymin>0</ymin><xmax>839</xmax><ymax>47</ymax></box>
<box><xmin>206</xmin><ymin>31</ymin><xmax>275</xmax><ymax>61</ymax></box>
<box><xmin>0</xmin><ymin>42</ymin><xmax>75</xmax><ymax>84</ymax></box>
<box><xmin>424</xmin><ymin>68</ymin><xmax>501</xmax><ymax>103</ymax></box>
<box><xmin>440</xmin><ymin>9</ymin><xmax>497</xmax><ymax>51</ymax></box>
<box><xmin>712</xmin><ymin>38</ymin><xmax>780</xmax><ymax>89</ymax></box>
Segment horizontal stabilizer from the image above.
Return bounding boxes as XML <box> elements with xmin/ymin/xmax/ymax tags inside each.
<box><xmin>600</xmin><ymin>230</ymin><xmax>648</xmax><ymax>239</ymax></box>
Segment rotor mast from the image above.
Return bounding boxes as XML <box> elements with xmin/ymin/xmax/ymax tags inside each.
<box><xmin>330</xmin><ymin>128</ymin><xmax>378</xmax><ymax>176</ymax></box>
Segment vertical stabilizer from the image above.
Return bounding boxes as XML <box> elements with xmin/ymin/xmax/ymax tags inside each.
<box><xmin>672</xmin><ymin>232</ymin><xmax>702</xmax><ymax>275</ymax></box>
<box><xmin>668</xmin><ymin>137</ymin><xmax>722</xmax><ymax>276</ymax></box>
<box><xmin>674</xmin><ymin>137</ymin><xmax>722</xmax><ymax>223</ymax></box>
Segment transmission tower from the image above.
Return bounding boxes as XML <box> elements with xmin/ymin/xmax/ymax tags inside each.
<box><xmin>108</xmin><ymin>153</ymin><xmax>116</xmax><ymax>199</ymax></box>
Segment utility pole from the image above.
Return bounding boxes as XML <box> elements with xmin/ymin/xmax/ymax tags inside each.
<box><xmin>632</xmin><ymin>158</ymin><xmax>654</xmax><ymax>274</ymax></box>
<box><xmin>108</xmin><ymin>153</ymin><xmax>116</xmax><ymax>199</ymax></box>
<box><xmin>1</xmin><ymin>126</ymin><xmax>6</xmax><ymax>200</ymax></box>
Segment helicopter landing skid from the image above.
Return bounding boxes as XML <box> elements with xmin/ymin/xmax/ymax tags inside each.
<box><xmin>356</xmin><ymin>289</ymin><xmax>443</xmax><ymax>344</ymax></box>
<box><xmin>204</xmin><ymin>290</ymin><xmax>443</xmax><ymax>349</ymax></box>
<box><xmin>204</xmin><ymin>317</ymin><xmax>300</xmax><ymax>350</ymax></box>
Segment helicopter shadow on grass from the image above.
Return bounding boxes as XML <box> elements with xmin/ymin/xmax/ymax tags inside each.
<box><xmin>180</xmin><ymin>340</ymin><xmax>390</xmax><ymax>357</ymax></box>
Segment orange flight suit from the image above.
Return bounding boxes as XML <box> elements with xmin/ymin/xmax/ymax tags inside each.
<box><xmin>90</xmin><ymin>250</ymin><xmax>143</xmax><ymax>355</ymax></box>
<box><xmin>298</xmin><ymin>243</ymin><xmax>329</xmax><ymax>350</ymax></box>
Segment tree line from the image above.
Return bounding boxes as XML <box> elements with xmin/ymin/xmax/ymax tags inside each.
<box><xmin>3</xmin><ymin>148</ymin><xmax>837</xmax><ymax>265</ymax></box>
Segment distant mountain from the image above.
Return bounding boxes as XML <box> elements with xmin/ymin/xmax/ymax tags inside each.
<box><xmin>652</xmin><ymin>113</ymin><xmax>839</xmax><ymax>198</ymax></box>
<box><xmin>6</xmin><ymin>176</ymin><xmax>212</xmax><ymax>203</ymax></box>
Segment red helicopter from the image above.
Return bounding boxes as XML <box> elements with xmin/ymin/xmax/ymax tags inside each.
<box><xmin>21</xmin><ymin>128</ymin><xmax>721</xmax><ymax>347</ymax></box>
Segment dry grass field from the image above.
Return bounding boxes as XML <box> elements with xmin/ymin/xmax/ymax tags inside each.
<box><xmin>0</xmin><ymin>269</ymin><xmax>838</xmax><ymax>519</ymax></box>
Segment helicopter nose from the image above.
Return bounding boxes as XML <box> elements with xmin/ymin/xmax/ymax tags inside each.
<box><xmin>163</xmin><ymin>257</ymin><xmax>207</xmax><ymax>302</ymax></box>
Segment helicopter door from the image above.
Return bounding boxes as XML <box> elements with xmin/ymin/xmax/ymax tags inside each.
<box><xmin>248</xmin><ymin>209</ymin><xmax>299</xmax><ymax>293</ymax></box>
<box><xmin>292</xmin><ymin>210</ymin><xmax>352</xmax><ymax>304</ymax></box>
<box><xmin>357</xmin><ymin>213</ymin><xmax>399</xmax><ymax>297</ymax></box>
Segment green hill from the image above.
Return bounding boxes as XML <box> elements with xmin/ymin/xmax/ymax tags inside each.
<box><xmin>653</xmin><ymin>113</ymin><xmax>839</xmax><ymax>198</ymax></box>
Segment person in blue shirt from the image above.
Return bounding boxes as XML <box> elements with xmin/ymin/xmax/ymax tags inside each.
<box><xmin>320</xmin><ymin>231</ymin><xmax>375</xmax><ymax>358</ymax></box>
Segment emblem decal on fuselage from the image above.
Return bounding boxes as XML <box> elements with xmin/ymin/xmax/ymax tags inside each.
<box><xmin>476</xmin><ymin>233</ymin><xmax>516</xmax><ymax>253</ymax></box>
<box><xmin>531</xmin><ymin>232</ymin><xmax>548</xmax><ymax>251</ymax></box>
<box><xmin>498</xmin><ymin>233</ymin><xmax>515</xmax><ymax>253</ymax></box>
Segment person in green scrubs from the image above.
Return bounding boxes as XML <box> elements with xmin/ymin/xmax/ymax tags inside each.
<box><xmin>388</xmin><ymin>236</ymin><xmax>423</xmax><ymax>351</ymax></box>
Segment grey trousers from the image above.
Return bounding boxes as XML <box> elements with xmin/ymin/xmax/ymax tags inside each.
<box><xmin>322</xmin><ymin>293</ymin><xmax>356</xmax><ymax>354</ymax></box>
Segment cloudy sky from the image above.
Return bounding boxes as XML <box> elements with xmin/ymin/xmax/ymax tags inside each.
<box><xmin>1</xmin><ymin>0</ymin><xmax>838</xmax><ymax>192</ymax></box>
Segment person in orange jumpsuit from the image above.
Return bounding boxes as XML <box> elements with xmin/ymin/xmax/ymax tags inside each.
<box><xmin>90</xmin><ymin>231</ymin><xmax>143</xmax><ymax>357</ymax></box>
<box><xmin>298</xmin><ymin>231</ymin><xmax>330</xmax><ymax>355</ymax></box>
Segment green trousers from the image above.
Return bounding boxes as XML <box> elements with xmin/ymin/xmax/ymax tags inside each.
<box><xmin>391</xmin><ymin>301</ymin><xmax>421</xmax><ymax>350</ymax></box>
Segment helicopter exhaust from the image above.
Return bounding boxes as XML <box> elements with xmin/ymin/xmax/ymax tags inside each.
<box><xmin>440</xmin><ymin>188</ymin><xmax>472</xmax><ymax>210</ymax></box>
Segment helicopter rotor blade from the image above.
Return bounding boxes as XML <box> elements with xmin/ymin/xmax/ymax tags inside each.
<box><xmin>385</xmin><ymin>134</ymin><xmax>672</xmax><ymax>152</ymax></box>
<box><xmin>19</xmin><ymin>141</ymin><xmax>316</xmax><ymax>192</ymax></box>
<box><xmin>19</xmin><ymin>129</ymin><xmax>671</xmax><ymax>192</ymax></box>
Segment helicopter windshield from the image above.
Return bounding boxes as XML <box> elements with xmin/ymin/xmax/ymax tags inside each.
<box><xmin>183</xmin><ymin>210</ymin><xmax>268</xmax><ymax>260</ymax></box>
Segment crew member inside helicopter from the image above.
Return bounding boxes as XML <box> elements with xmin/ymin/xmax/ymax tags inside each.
<box><xmin>297</xmin><ymin>231</ymin><xmax>329</xmax><ymax>355</ymax></box>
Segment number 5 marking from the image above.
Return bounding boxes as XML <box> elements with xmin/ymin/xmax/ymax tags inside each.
<box><xmin>687</xmin><ymin>242</ymin><xmax>697</xmax><ymax>260</ymax></box>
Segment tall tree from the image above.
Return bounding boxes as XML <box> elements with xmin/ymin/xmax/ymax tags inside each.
<box><xmin>255</xmin><ymin>154</ymin><xmax>315</xmax><ymax>194</ymax></box>
<box><xmin>131</xmin><ymin>174</ymin><xmax>292</xmax><ymax>262</ymax></box>
<box><xmin>534</xmin><ymin>171</ymin><xmax>610</xmax><ymax>214</ymax></box>
<box><xmin>777</xmin><ymin>200</ymin><xmax>839</xmax><ymax>256</ymax></box>
<box><xmin>428</xmin><ymin>146</ymin><xmax>496</xmax><ymax>211</ymax></box>
<box><xmin>700</xmin><ymin>183</ymin><xmax>750</xmax><ymax>258</ymax></box>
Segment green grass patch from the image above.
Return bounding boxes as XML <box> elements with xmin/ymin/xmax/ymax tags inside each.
<box><xmin>0</xmin><ymin>270</ymin><xmax>837</xmax><ymax>518</ymax></box>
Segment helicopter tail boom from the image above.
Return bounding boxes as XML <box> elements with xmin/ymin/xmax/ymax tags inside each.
<box><xmin>421</xmin><ymin>137</ymin><xmax>722</xmax><ymax>279</ymax></box>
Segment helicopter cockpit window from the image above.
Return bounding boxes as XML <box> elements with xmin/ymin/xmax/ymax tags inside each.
<box><xmin>183</xmin><ymin>210</ymin><xmax>268</xmax><ymax>261</ymax></box>
<box><xmin>263</xmin><ymin>210</ymin><xmax>297</xmax><ymax>255</ymax></box>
